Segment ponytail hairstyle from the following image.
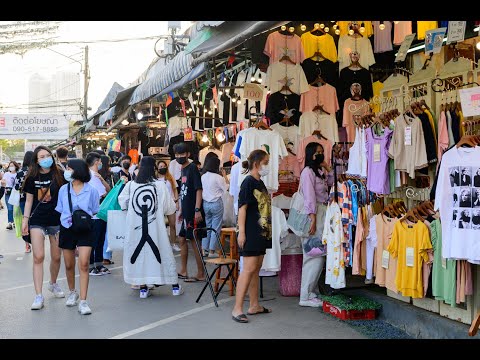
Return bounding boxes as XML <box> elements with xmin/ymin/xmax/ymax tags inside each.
<box><xmin>241</xmin><ymin>149</ymin><xmax>268</xmax><ymax>175</ymax></box>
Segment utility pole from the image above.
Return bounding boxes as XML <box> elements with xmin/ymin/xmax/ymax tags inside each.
<box><xmin>83</xmin><ymin>45</ymin><xmax>89</xmax><ymax>121</ymax></box>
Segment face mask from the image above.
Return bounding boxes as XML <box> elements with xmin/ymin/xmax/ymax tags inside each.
<box><xmin>176</xmin><ymin>157</ymin><xmax>187</xmax><ymax>165</ymax></box>
<box><xmin>63</xmin><ymin>170</ymin><xmax>73</xmax><ymax>182</ymax></box>
<box><xmin>158</xmin><ymin>168</ymin><xmax>167</xmax><ymax>175</ymax></box>
<box><xmin>98</xmin><ymin>163</ymin><xmax>103</xmax><ymax>171</ymax></box>
<box><xmin>39</xmin><ymin>157</ymin><xmax>53</xmax><ymax>169</ymax></box>
<box><xmin>122</xmin><ymin>162</ymin><xmax>130</xmax><ymax>170</ymax></box>
<box><xmin>8</xmin><ymin>166</ymin><xmax>15</xmax><ymax>172</ymax></box>
<box><xmin>259</xmin><ymin>165</ymin><xmax>270</xmax><ymax>177</ymax></box>
<box><xmin>315</xmin><ymin>153</ymin><xmax>325</xmax><ymax>164</ymax></box>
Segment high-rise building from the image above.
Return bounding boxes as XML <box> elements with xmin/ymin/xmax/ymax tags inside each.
<box><xmin>28</xmin><ymin>73</ymin><xmax>55</xmax><ymax>114</ymax></box>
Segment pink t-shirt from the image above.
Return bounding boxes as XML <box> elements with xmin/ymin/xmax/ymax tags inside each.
<box><xmin>393</xmin><ymin>21</ymin><xmax>412</xmax><ymax>45</ymax></box>
<box><xmin>300</xmin><ymin>84</ymin><xmax>340</xmax><ymax>115</ymax></box>
<box><xmin>342</xmin><ymin>98</ymin><xmax>369</xmax><ymax>143</ymax></box>
<box><xmin>279</xmin><ymin>154</ymin><xmax>301</xmax><ymax>179</ymax></box>
<box><xmin>264</xmin><ymin>31</ymin><xmax>305</xmax><ymax>65</ymax></box>
<box><xmin>296</xmin><ymin>135</ymin><xmax>332</xmax><ymax>167</ymax></box>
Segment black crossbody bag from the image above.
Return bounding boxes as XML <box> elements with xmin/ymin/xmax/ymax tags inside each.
<box><xmin>68</xmin><ymin>183</ymin><xmax>93</xmax><ymax>233</ymax></box>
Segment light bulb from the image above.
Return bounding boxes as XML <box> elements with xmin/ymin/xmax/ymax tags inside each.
<box><xmin>193</xmin><ymin>100</ymin><xmax>198</xmax><ymax>105</ymax></box>
<box><xmin>379</xmin><ymin>22</ymin><xmax>386</xmax><ymax>31</ymax></box>
<box><xmin>237</xmin><ymin>99</ymin><xmax>242</xmax><ymax>105</ymax></box>
<box><xmin>330</xmin><ymin>21</ymin><xmax>335</xmax><ymax>23</ymax></box>
<box><xmin>335</xmin><ymin>29</ymin><xmax>341</xmax><ymax>35</ymax></box>
<box><xmin>251</xmin><ymin>76</ymin><xmax>256</xmax><ymax>82</ymax></box>
<box><xmin>231</xmin><ymin>97</ymin><xmax>236</xmax><ymax>103</ymax></box>
<box><xmin>196</xmin><ymin>91</ymin><xmax>200</xmax><ymax>96</ymax></box>
<box><xmin>394</xmin><ymin>21</ymin><xmax>400</xmax><ymax>25</ymax></box>
<box><xmin>476</xmin><ymin>42</ymin><xmax>480</xmax><ymax>50</ymax></box>
<box><xmin>288</xmin><ymin>26</ymin><xmax>294</xmax><ymax>33</ymax></box>
<box><xmin>314</xmin><ymin>23</ymin><xmax>320</xmax><ymax>29</ymax></box>
<box><xmin>199</xmin><ymin>101</ymin><xmax>203</xmax><ymax>106</ymax></box>
<box><xmin>214</xmin><ymin>104</ymin><xmax>217</xmax><ymax>109</ymax></box>
<box><xmin>218</xmin><ymin>90</ymin><xmax>223</xmax><ymax>96</ymax></box>
<box><xmin>208</xmin><ymin>110</ymin><xmax>212</xmax><ymax>115</ymax></box>
<box><xmin>136</xmin><ymin>112</ymin><xmax>144</xmax><ymax>120</ymax></box>
<box><xmin>333</xmin><ymin>24</ymin><xmax>338</xmax><ymax>30</ymax></box>
<box><xmin>300</xmin><ymin>24</ymin><xmax>306</xmax><ymax>31</ymax></box>
<box><xmin>217</xmin><ymin>132</ymin><xmax>225</xmax><ymax>142</ymax></box>
<box><xmin>349</xmin><ymin>29</ymin><xmax>354</xmax><ymax>35</ymax></box>
<box><xmin>324</xmin><ymin>27</ymin><xmax>329</xmax><ymax>33</ymax></box>
<box><xmin>203</xmin><ymin>108</ymin><xmax>207</xmax><ymax>113</ymax></box>
<box><xmin>202</xmin><ymin>133</ymin><xmax>208</xmax><ymax>142</ymax></box>
<box><xmin>320</xmin><ymin>23</ymin><xmax>325</xmax><ymax>29</ymax></box>
<box><xmin>281</xmin><ymin>25</ymin><xmax>287</xmax><ymax>31</ymax></box>
<box><xmin>121</xmin><ymin>120</ymin><xmax>129</xmax><ymax>126</ymax></box>
<box><xmin>359</xmin><ymin>26</ymin><xmax>365</xmax><ymax>33</ymax></box>
<box><xmin>258</xmin><ymin>77</ymin><xmax>263</xmax><ymax>84</ymax></box>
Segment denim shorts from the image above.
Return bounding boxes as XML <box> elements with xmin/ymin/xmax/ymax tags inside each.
<box><xmin>29</xmin><ymin>225</ymin><xmax>60</xmax><ymax>236</ymax></box>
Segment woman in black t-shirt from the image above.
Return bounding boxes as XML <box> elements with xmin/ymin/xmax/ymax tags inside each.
<box><xmin>22</xmin><ymin>146</ymin><xmax>66</xmax><ymax>310</ymax></box>
<box><xmin>232</xmin><ymin>149</ymin><xmax>272</xmax><ymax>323</ymax></box>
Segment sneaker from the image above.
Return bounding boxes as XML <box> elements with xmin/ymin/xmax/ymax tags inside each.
<box><xmin>66</xmin><ymin>291</ymin><xmax>79</xmax><ymax>307</ymax></box>
<box><xmin>25</xmin><ymin>244</ymin><xmax>31</xmax><ymax>253</ymax></box>
<box><xmin>78</xmin><ymin>300</ymin><xmax>92</xmax><ymax>315</ymax></box>
<box><xmin>48</xmin><ymin>282</ymin><xmax>65</xmax><ymax>298</ymax></box>
<box><xmin>172</xmin><ymin>243</ymin><xmax>181</xmax><ymax>252</ymax></box>
<box><xmin>89</xmin><ymin>267</ymin><xmax>102</xmax><ymax>276</ymax></box>
<box><xmin>31</xmin><ymin>294</ymin><xmax>44</xmax><ymax>310</ymax></box>
<box><xmin>208</xmin><ymin>252</ymin><xmax>219</xmax><ymax>258</ymax></box>
<box><xmin>139</xmin><ymin>288</ymin><xmax>151</xmax><ymax>298</ymax></box>
<box><xmin>97</xmin><ymin>265</ymin><xmax>111</xmax><ymax>275</ymax></box>
<box><xmin>172</xmin><ymin>285</ymin><xmax>184</xmax><ymax>296</ymax></box>
<box><xmin>6</xmin><ymin>223</ymin><xmax>12</xmax><ymax>230</ymax></box>
<box><xmin>299</xmin><ymin>298</ymin><xmax>323</xmax><ymax>308</ymax></box>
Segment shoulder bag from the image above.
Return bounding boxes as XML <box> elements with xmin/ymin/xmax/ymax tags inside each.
<box><xmin>286</xmin><ymin>180</ymin><xmax>312</xmax><ymax>237</ymax></box>
<box><xmin>68</xmin><ymin>183</ymin><xmax>93</xmax><ymax>233</ymax></box>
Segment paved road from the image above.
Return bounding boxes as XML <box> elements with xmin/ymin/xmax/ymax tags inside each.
<box><xmin>0</xmin><ymin>210</ymin><xmax>366</xmax><ymax>339</ymax></box>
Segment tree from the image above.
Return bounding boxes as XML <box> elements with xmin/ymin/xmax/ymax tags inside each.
<box><xmin>0</xmin><ymin>139</ymin><xmax>26</xmax><ymax>159</ymax></box>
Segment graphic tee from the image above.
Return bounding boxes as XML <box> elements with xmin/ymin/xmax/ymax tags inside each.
<box><xmin>23</xmin><ymin>171</ymin><xmax>62</xmax><ymax>227</ymax></box>
<box><xmin>434</xmin><ymin>146</ymin><xmax>480</xmax><ymax>262</ymax></box>
<box><xmin>301</xmin><ymin>58</ymin><xmax>339</xmax><ymax>87</ymax></box>
<box><xmin>180</xmin><ymin>163</ymin><xmax>203</xmax><ymax>221</ymax></box>
<box><xmin>264</xmin><ymin>32</ymin><xmax>305</xmax><ymax>64</ymax></box>
<box><xmin>238</xmin><ymin>175</ymin><xmax>272</xmax><ymax>252</ymax></box>
<box><xmin>265</xmin><ymin>62</ymin><xmax>309</xmax><ymax>95</ymax></box>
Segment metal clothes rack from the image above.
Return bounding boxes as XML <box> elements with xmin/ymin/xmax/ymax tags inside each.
<box><xmin>331</xmin><ymin>141</ymin><xmax>353</xmax><ymax>203</ymax></box>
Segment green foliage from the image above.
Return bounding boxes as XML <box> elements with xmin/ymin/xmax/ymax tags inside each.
<box><xmin>320</xmin><ymin>294</ymin><xmax>382</xmax><ymax>311</ymax></box>
<box><xmin>0</xmin><ymin>139</ymin><xmax>25</xmax><ymax>158</ymax></box>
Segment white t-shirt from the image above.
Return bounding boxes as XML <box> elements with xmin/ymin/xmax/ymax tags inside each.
<box><xmin>298</xmin><ymin>112</ymin><xmax>339</xmax><ymax>142</ymax></box>
<box><xmin>168</xmin><ymin>159</ymin><xmax>191</xmax><ymax>181</ymax></box>
<box><xmin>435</xmin><ymin>146</ymin><xmax>480</xmax><ymax>262</ymax></box>
<box><xmin>201</xmin><ymin>172</ymin><xmax>228</xmax><ymax>203</ymax></box>
<box><xmin>265</xmin><ymin>62</ymin><xmax>309</xmax><ymax>95</ymax></box>
<box><xmin>270</xmin><ymin>123</ymin><xmax>300</xmax><ymax>154</ymax></box>
<box><xmin>272</xmin><ymin>194</ymin><xmax>292</xmax><ymax>209</ymax></box>
<box><xmin>168</xmin><ymin>115</ymin><xmax>190</xmax><ymax>139</ymax></box>
<box><xmin>229</xmin><ymin>162</ymin><xmax>241</xmax><ymax>215</ymax></box>
<box><xmin>337</xmin><ymin>35</ymin><xmax>376</xmax><ymax>73</ymax></box>
<box><xmin>220</xmin><ymin>142</ymin><xmax>234</xmax><ymax>165</ymax></box>
<box><xmin>262</xmin><ymin>206</ymin><xmax>289</xmax><ymax>272</ymax></box>
<box><xmin>157</xmin><ymin>178</ymin><xmax>175</xmax><ymax>200</ymax></box>
<box><xmin>3</xmin><ymin>172</ymin><xmax>17</xmax><ymax>188</ymax></box>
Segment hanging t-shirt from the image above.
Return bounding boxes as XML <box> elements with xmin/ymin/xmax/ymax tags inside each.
<box><xmin>298</xmin><ymin>111</ymin><xmax>339</xmax><ymax>142</ymax></box>
<box><xmin>365</xmin><ymin>127</ymin><xmax>393</xmax><ymax>194</ymax></box>
<box><xmin>128</xmin><ymin>149</ymin><xmax>139</xmax><ymax>165</ymax></box>
<box><xmin>198</xmin><ymin>147</ymin><xmax>222</xmax><ymax>166</ymax></box>
<box><xmin>168</xmin><ymin>115</ymin><xmax>190</xmax><ymax>139</ymax></box>
<box><xmin>278</xmin><ymin>154</ymin><xmax>301</xmax><ymax>179</ymax></box>
<box><xmin>300</xmin><ymin>32</ymin><xmax>337</xmax><ymax>63</ymax></box>
<box><xmin>270</xmin><ymin>123</ymin><xmax>300</xmax><ymax>154</ymax></box>
<box><xmin>301</xmin><ymin>58</ymin><xmax>339</xmax><ymax>87</ymax></box>
<box><xmin>220</xmin><ymin>141</ymin><xmax>234</xmax><ymax>166</ymax></box>
<box><xmin>346</xmin><ymin>127</ymin><xmax>367</xmax><ymax>178</ymax></box>
<box><xmin>434</xmin><ymin>146</ymin><xmax>480</xmax><ymax>262</ymax></box>
<box><xmin>337</xmin><ymin>35</ymin><xmax>376</xmax><ymax>73</ymax></box>
<box><xmin>300</xmin><ymin>84</ymin><xmax>339</xmax><ymax>115</ymax></box>
<box><xmin>374</xmin><ymin>214</ymin><xmax>398</xmax><ymax>292</ymax></box>
<box><xmin>238</xmin><ymin>175</ymin><xmax>272</xmax><ymax>251</ymax></box>
<box><xmin>418</xmin><ymin>112</ymin><xmax>438</xmax><ymax>164</ymax></box>
<box><xmin>265</xmin><ymin>91</ymin><xmax>301</xmax><ymax>126</ymax></box>
<box><xmin>23</xmin><ymin>171</ymin><xmax>62</xmax><ymax>227</ymax></box>
<box><xmin>296</xmin><ymin>135</ymin><xmax>332</xmax><ymax>169</ymax></box>
<box><xmin>388</xmin><ymin>114</ymin><xmax>428</xmax><ymax>179</ymax></box>
<box><xmin>388</xmin><ymin>220</ymin><xmax>432</xmax><ymax>298</ymax></box>
<box><xmin>229</xmin><ymin>161</ymin><xmax>241</xmax><ymax>216</ymax></box>
<box><xmin>372</xmin><ymin>81</ymin><xmax>384</xmax><ymax>113</ymax></box>
<box><xmin>417</xmin><ymin>21</ymin><xmax>438</xmax><ymax>40</ymax></box>
<box><xmin>262</xmin><ymin>206</ymin><xmax>288</xmax><ymax>272</ymax></box>
<box><xmin>338</xmin><ymin>67</ymin><xmax>374</xmax><ymax>103</ymax></box>
<box><xmin>322</xmin><ymin>202</ymin><xmax>346</xmax><ymax>289</ymax></box>
<box><xmin>265</xmin><ymin>62</ymin><xmax>309</xmax><ymax>95</ymax></box>
<box><xmin>393</xmin><ymin>21</ymin><xmax>413</xmax><ymax>45</ymax></box>
<box><xmin>371</xmin><ymin>21</ymin><xmax>393</xmax><ymax>53</ymax></box>
<box><xmin>342</xmin><ymin>98</ymin><xmax>369</xmax><ymax>143</ymax></box>
<box><xmin>263</xmin><ymin>31</ymin><xmax>305</xmax><ymax>64</ymax></box>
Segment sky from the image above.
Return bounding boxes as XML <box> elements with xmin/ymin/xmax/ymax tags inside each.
<box><xmin>0</xmin><ymin>21</ymin><xmax>191</xmax><ymax>117</ymax></box>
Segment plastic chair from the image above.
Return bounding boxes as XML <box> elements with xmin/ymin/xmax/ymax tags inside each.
<box><xmin>193</xmin><ymin>227</ymin><xmax>238</xmax><ymax>307</ymax></box>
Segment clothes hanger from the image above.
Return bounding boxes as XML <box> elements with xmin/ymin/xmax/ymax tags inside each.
<box><xmin>312</xmin><ymin>103</ymin><xmax>330</xmax><ymax>115</ymax></box>
<box><xmin>312</xmin><ymin>129</ymin><xmax>328</xmax><ymax>140</ymax></box>
<box><xmin>401</xmin><ymin>209</ymin><xmax>418</xmax><ymax>224</ymax></box>
<box><xmin>279</xmin><ymin>54</ymin><xmax>296</xmax><ymax>65</ymax></box>
<box><xmin>310</xmin><ymin>50</ymin><xmax>326</xmax><ymax>61</ymax></box>
<box><xmin>280</xmin><ymin>82</ymin><xmax>294</xmax><ymax>94</ymax></box>
<box><xmin>310</xmin><ymin>73</ymin><xmax>326</xmax><ymax>86</ymax></box>
<box><xmin>310</xmin><ymin>24</ymin><xmax>326</xmax><ymax>36</ymax></box>
<box><xmin>254</xmin><ymin>119</ymin><xmax>273</xmax><ymax>131</ymax></box>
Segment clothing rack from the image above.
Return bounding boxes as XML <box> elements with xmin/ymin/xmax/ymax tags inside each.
<box><xmin>431</xmin><ymin>77</ymin><xmax>480</xmax><ymax>93</ymax></box>
<box><xmin>331</xmin><ymin>141</ymin><xmax>354</xmax><ymax>203</ymax></box>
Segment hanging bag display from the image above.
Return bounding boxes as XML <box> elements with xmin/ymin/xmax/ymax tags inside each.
<box><xmin>67</xmin><ymin>183</ymin><xmax>93</xmax><ymax>233</ymax></box>
<box><xmin>286</xmin><ymin>182</ymin><xmax>312</xmax><ymax>237</ymax></box>
<box><xmin>97</xmin><ymin>179</ymin><xmax>125</xmax><ymax>222</ymax></box>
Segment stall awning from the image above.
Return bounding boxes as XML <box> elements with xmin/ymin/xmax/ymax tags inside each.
<box><xmin>106</xmin><ymin>106</ymin><xmax>132</xmax><ymax>133</ymax></box>
<box><xmin>89</xmin><ymin>82</ymin><xmax>124</xmax><ymax>120</ymax></box>
<box><xmin>98</xmin><ymin>106</ymin><xmax>116</xmax><ymax>127</ymax></box>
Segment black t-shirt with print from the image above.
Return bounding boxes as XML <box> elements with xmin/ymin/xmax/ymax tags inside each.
<box><xmin>265</xmin><ymin>91</ymin><xmax>301</xmax><ymax>126</ymax></box>
<box><xmin>14</xmin><ymin>166</ymin><xmax>28</xmax><ymax>201</ymax></box>
<box><xmin>238</xmin><ymin>175</ymin><xmax>272</xmax><ymax>252</ymax></box>
<box><xmin>180</xmin><ymin>163</ymin><xmax>204</xmax><ymax>220</ymax></box>
<box><xmin>23</xmin><ymin>171</ymin><xmax>62</xmax><ymax>227</ymax></box>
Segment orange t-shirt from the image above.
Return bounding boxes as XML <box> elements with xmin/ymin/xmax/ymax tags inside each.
<box><xmin>128</xmin><ymin>149</ymin><xmax>139</xmax><ymax>165</ymax></box>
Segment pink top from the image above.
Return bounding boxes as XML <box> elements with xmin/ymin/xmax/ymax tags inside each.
<box><xmin>264</xmin><ymin>31</ymin><xmax>306</xmax><ymax>64</ymax></box>
<box><xmin>296</xmin><ymin>135</ymin><xmax>333</xmax><ymax>168</ymax></box>
<box><xmin>437</xmin><ymin>111</ymin><xmax>449</xmax><ymax>166</ymax></box>
<box><xmin>300</xmin><ymin>84</ymin><xmax>340</xmax><ymax>115</ymax></box>
<box><xmin>279</xmin><ymin>154</ymin><xmax>301</xmax><ymax>178</ymax></box>
<box><xmin>393</xmin><ymin>21</ymin><xmax>412</xmax><ymax>45</ymax></box>
<box><xmin>342</xmin><ymin>98</ymin><xmax>369</xmax><ymax>143</ymax></box>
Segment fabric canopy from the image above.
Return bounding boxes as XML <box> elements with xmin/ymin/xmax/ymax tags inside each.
<box><xmin>89</xmin><ymin>82</ymin><xmax>124</xmax><ymax>119</ymax></box>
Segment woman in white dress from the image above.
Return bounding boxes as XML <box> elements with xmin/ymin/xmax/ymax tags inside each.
<box><xmin>118</xmin><ymin>156</ymin><xmax>184</xmax><ymax>299</ymax></box>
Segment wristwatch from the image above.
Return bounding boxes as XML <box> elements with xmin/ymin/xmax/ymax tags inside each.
<box><xmin>195</xmin><ymin>208</ymin><xmax>200</xmax><ymax>212</ymax></box>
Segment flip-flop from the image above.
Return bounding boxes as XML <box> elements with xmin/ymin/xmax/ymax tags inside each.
<box><xmin>232</xmin><ymin>314</ymin><xmax>248</xmax><ymax>323</ymax></box>
<box><xmin>177</xmin><ymin>273</ymin><xmax>187</xmax><ymax>279</ymax></box>
<box><xmin>184</xmin><ymin>277</ymin><xmax>205</xmax><ymax>282</ymax></box>
<box><xmin>247</xmin><ymin>307</ymin><xmax>272</xmax><ymax>315</ymax></box>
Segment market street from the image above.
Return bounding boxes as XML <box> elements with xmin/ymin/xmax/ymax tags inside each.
<box><xmin>0</xmin><ymin>211</ymin><xmax>367</xmax><ymax>339</ymax></box>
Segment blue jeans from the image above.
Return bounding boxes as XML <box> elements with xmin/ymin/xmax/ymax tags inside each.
<box><xmin>5</xmin><ymin>193</ymin><xmax>13</xmax><ymax>223</ymax></box>
<box><xmin>202</xmin><ymin>198</ymin><xmax>224</xmax><ymax>251</ymax></box>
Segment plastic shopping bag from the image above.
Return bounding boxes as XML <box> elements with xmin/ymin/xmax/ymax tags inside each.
<box><xmin>97</xmin><ymin>179</ymin><xmax>125</xmax><ymax>222</ymax></box>
<box><xmin>13</xmin><ymin>205</ymin><xmax>23</xmax><ymax>238</ymax></box>
<box><xmin>303</xmin><ymin>236</ymin><xmax>327</xmax><ymax>258</ymax></box>
<box><xmin>106</xmin><ymin>210</ymin><xmax>127</xmax><ymax>251</ymax></box>
<box><xmin>8</xmin><ymin>188</ymin><xmax>20</xmax><ymax>207</ymax></box>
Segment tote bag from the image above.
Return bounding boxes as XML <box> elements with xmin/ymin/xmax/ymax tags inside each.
<box><xmin>97</xmin><ymin>179</ymin><xmax>125</xmax><ymax>222</ymax></box>
<box><xmin>106</xmin><ymin>210</ymin><xmax>127</xmax><ymax>251</ymax></box>
<box><xmin>286</xmin><ymin>182</ymin><xmax>311</xmax><ymax>237</ymax></box>
<box><xmin>8</xmin><ymin>188</ymin><xmax>20</xmax><ymax>207</ymax></box>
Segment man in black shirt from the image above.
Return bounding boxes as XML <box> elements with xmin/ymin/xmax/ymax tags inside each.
<box><xmin>176</xmin><ymin>143</ymin><xmax>206</xmax><ymax>282</ymax></box>
<box><xmin>112</xmin><ymin>155</ymin><xmax>133</xmax><ymax>184</ymax></box>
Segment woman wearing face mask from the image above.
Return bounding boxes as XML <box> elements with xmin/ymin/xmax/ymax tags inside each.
<box><xmin>298</xmin><ymin>142</ymin><xmax>333</xmax><ymax>308</ymax></box>
<box><xmin>157</xmin><ymin>160</ymin><xmax>180</xmax><ymax>252</ymax></box>
<box><xmin>14</xmin><ymin>151</ymin><xmax>34</xmax><ymax>252</ymax></box>
<box><xmin>4</xmin><ymin>161</ymin><xmax>20</xmax><ymax>230</ymax></box>
<box><xmin>55</xmin><ymin>159</ymin><xmax>99</xmax><ymax>315</ymax></box>
<box><xmin>22</xmin><ymin>146</ymin><xmax>66</xmax><ymax>310</ymax></box>
<box><xmin>232</xmin><ymin>149</ymin><xmax>273</xmax><ymax>323</ymax></box>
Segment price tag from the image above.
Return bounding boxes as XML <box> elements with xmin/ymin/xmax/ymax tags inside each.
<box><xmin>382</xmin><ymin>250</ymin><xmax>390</xmax><ymax>269</ymax></box>
<box><xmin>446</xmin><ymin>21</ymin><xmax>466</xmax><ymax>45</ymax></box>
<box><xmin>183</xmin><ymin>127</ymin><xmax>193</xmax><ymax>142</ymax></box>
<box><xmin>406</xmin><ymin>247</ymin><xmax>414</xmax><ymax>267</ymax></box>
<box><xmin>374</xmin><ymin>143</ymin><xmax>381</xmax><ymax>162</ymax></box>
<box><xmin>244</xmin><ymin>83</ymin><xmax>264</xmax><ymax>101</ymax></box>
<box><xmin>395</xmin><ymin>33</ymin><xmax>416</xmax><ymax>63</ymax></box>
<box><xmin>442</xmin><ymin>257</ymin><xmax>447</xmax><ymax>269</ymax></box>
<box><xmin>425</xmin><ymin>27</ymin><xmax>447</xmax><ymax>55</ymax></box>
<box><xmin>404</xmin><ymin>126</ymin><xmax>412</xmax><ymax>146</ymax></box>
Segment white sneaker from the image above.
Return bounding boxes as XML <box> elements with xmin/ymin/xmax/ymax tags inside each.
<box><xmin>66</xmin><ymin>291</ymin><xmax>79</xmax><ymax>307</ymax></box>
<box><xmin>172</xmin><ymin>285</ymin><xmax>184</xmax><ymax>296</ymax></box>
<box><xmin>139</xmin><ymin>288</ymin><xmax>151</xmax><ymax>298</ymax></box>
<box><xmin>47</xmin><ymin>282</ymin><xmax>65</xmax><ymax>298</ymax></box>
<box><xmin>31</xmin><ymin>294</ymin><xmax>44</xmax><ymax>310</ymax></box>
<box><xmin>299</xmin><ymin>298</ymin><xmax>323</xmax><ymax>308</ymax></box>
<box><xmin>78</xmin><ymin>300</ymin><xmax>92</xmax><ymax>315</ymax></box>
<box><xmin>172</xmin><ymin>244</ymin><xmax>181</xmax><ymax>252</ymax></box>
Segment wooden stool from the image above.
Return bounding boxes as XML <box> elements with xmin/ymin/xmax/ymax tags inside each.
<box><xmin>215</xmin><ymin>227</ymin><xmax>239</xmax><ymax>296</ymax></box>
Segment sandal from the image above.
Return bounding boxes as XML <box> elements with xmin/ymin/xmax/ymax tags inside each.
<box><xmin>232</xmin><ymin>314</ymin><xmax>248</xmax><ymax>323</ymax></box>
<box><xmin>247</xmin><ymin>307</ymin><xmax>272</xmax><ymax>315</ymax></box>
<box><xmin>184</xmin><ymin>277</ymin><xmax>205</xmax><ymax>282</ymax></box>
<box><xmin>177</xmin><ymin>273</ymin><xmax>187</xmax><ymax>279</ymax></box>
<box><xmin>103</xmin><ymin>259</ymin><xmax>115</xmax><ymax>265</ymax></box>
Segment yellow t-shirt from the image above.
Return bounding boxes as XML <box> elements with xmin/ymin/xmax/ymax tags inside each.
<box><xmin>417</xmin><ymin>21</ymin><xmax>438</xmax><ymax>40</ymax></box>
<box><xmin>457</xmin><ymin>109</ymin><xmax>465</xmax><ymax>137</ymax></box>
<box><xmin>372</xmin><ymin>81</ymin><xmax>384</xmax><ymax>113</ymax></box>
<box><xmin>300</xmin><ymin>32</ymin><xmax>338</xmax><ymax>63</ymax></box>
<box><xmin>387</xmin><ymin>221</ymin><xmax>432</xmax><ymax>298</ymax></box>
<box><xmin>337</xmin><ymin>21</ymin><xmax>373</xmax><ymax>37</ymax></box>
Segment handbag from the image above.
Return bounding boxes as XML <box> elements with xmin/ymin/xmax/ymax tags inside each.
<box><xmin>97</xmin><ymin>179</ymin><xmax>125</xmax><ymax>222</ymax></box>
<box><xmin>67</xmin><ymin>183</ymin><xmax>93</xmax><ymax>233</ymax></box>
<box><xmin>303</xmin><ymin>236</ymin><xmax>327</xmax><ymax>258</ymax></box>
<box><xmin>286</xmin><ymin>182</ymin><xmax>312</xmax><ymax>237</ymax></box>
<box><xmin>8</xmin><ymin>188</ymin><xmax>20</xmax><ymax>207</ymax></box>
<box><xmin>106</xmin><ymin>209</ymin><xmax>127</xmax><ymax>251</ymax></box>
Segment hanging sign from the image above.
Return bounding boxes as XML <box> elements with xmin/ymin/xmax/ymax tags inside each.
<box><xmin>446</xmin><ymin>21</ymin><xmax>466</xmax><ymax>44</ymax></box>
<box><xmin>395</xmin><ymin>34</ymin><xmax>416</xmax><ymax>63</ymax></box>
<box><xmin>0</xmin><ymin>114</ymin><xmax>69</xmax><ymax>140</ymax></box>
<box><xmin>183</xmin><ymin>127</ymin><xmax>193</xmax><ymax>142</ymax></box>
<box><xmin>244</xmin><ymin>83</ymin><xmax>264</xmax><ymax>101</ymax></box>
<box><xmin>425</xmin><ymin>27</ymin><xmax>447</xmax><ymax>55</ymax></box>
<box><xmin>459</xmin><ymin>86</ymin><xmax>480</xmax><ymax>116</ymax></box>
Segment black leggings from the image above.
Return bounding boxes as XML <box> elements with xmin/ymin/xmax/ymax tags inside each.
<box><xmin>0</xmin><ymin>187</ymin><xmax>5</xmax><ymax>200</ymax></box>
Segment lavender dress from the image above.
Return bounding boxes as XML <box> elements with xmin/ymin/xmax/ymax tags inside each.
<box><xmin>365</xmin><ymin>127</ymin><xmax>393</xmax><ymax>195</ymax></box>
